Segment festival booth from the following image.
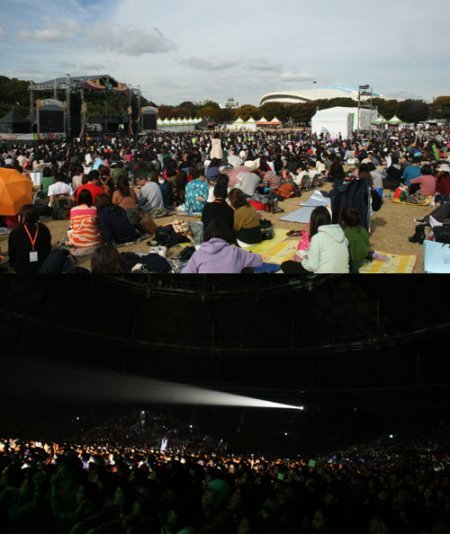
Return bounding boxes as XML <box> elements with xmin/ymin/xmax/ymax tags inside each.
<box><xmin>311</xmin><ymin>107</ymin><xmax>376</xmax><ymax>139</ymax></box>
<box><xmin>387</xmin><ymin>115</ymin><xmax>403</xmax><ymax>126</ymax></box>
<box><xmin>0</xmin><ymin>109</ymin><xmax>31</xmax><ymax>134</ymax></box>
<box><xmin>156</xmin><ymin>117</ymin><xmax>200</xmax><ymax>132</ymax></box>
<box><xmin>256</xmin><ymin>117</ymin><xmax>270</xmax><ymax>128</ymax></box>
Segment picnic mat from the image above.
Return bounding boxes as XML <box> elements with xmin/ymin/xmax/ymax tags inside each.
<box><xmin>246</xmin><ymin>228</ymin><xmax>290</xmax><ymax>255</ymax></box>
<box><xmin>359</xmin><ymin>251</ymin><xmax>417</xmax><ymax>274</ymax></box>
<box><xmin>281</xmin><ymin>207</ymin><xmax>315</xmax><ymax>224</ymax></box>
<box><xmin>392</xmin><ymin>196</ymin><xmax>433</xmax><ymax>207</ymax></box>
<box><xmin>248</xmin><ymin>230</ymin><xmax>298</xmax><ymax>265</ymax></box>
<box><xmin>300</xmin><ymin>190</ymin><xmax>331</xmax><ymax>208</ymax></box>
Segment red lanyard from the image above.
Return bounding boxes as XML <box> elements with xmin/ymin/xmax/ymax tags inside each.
<box><xmin>24</xmin><ymin>224</ymin><xmax>39</xmax><ymax>251</ymax></box>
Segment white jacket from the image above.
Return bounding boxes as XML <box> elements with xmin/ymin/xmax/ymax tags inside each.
<box><xmin>302</xmin><ymin>225</ymin><xmax>350</xmax><ymax>274</ymax></box>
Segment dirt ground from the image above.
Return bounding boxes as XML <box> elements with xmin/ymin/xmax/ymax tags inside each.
<box><xmin>0</xmin><ymin>182</ymin><xmax>431</xmax><ymax>273</ymax></box>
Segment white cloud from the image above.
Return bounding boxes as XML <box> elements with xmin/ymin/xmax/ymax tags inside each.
<box><xmin>279</xmin><ymin>72</ymin><xmax>316</xmax><ymax>83</ymax></box>
<box><xmin>181</xmin><ymin>57</ymin><xmax>241</xmax><ymax>71</ymax></box>
<box><xmin>0</xmin><ymin>27</ymin><xmax>4</xmax><ymax>39</ymax></box>
<box><xmin>245</xmin><ymin>59</ymin><xmax>283</xmax><ymax>73</ymax></box>
<box><xmin>20</xmin><ymin>17</ymin><xmax>79</xmax><ymax>42</ymax></box>
<box><xmin>79</xmin><ymin>63</ymin><xmax>107</xmax><ymax>71</ymax></box>
<box><xmin>89</xmin><ymin>26</ymin><xmax>176</xmax><ymax>56</ymax></box>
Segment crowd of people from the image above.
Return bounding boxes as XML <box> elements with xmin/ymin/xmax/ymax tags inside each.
<box><xmin>0</xmin><ymin>124</ymin><xmax>449</xmax><ymax>274</ymax></box>
<box><xmin>0</xmin><ymin>412</ymin><xmax>449</xmax><ymax>533</ymax></box>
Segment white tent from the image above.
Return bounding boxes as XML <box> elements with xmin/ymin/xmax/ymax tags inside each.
<box><xmin>388</xmin><ymin>115</ymin><xmax>403</xmax><ymax>125</ymax></box>
<box><xmin>311</xmin><ymin>107</ymin><xmax>377</xmax><ymax>140</ymax></box>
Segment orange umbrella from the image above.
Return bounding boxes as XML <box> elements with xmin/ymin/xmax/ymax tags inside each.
<box><xmin>0</xmin><ymin>168</ymin><xmax>33</xmax><ymax>216</ymax></box>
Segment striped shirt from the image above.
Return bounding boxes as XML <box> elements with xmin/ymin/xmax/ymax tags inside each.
<box><xmin>68</xmin><ymin>205</ymin><xmax>102</xmax><ymax>249</ymax></box>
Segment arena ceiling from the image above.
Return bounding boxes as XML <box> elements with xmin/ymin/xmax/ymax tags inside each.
<box><xmin>0</xmin><ymin>275</ymin><xmax>449</xmax><ymax>398</ymax></box>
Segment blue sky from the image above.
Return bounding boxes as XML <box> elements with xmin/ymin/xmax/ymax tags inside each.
<box><xmin>1</xmin><ymin>0</ymin><xmax>449</xmax><ymax>106</ymax></box>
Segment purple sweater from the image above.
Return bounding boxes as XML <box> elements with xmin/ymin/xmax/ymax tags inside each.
<box><xmin>182</xmin><ymin>238</ymin><xmax>263</xmax><ymax>274</ymax></box>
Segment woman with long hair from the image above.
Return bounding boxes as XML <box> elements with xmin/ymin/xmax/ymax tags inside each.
<box><xmin>228</xmin><ymin>188</ymin><xmax>263</xmax><ymax>247</ymax></box>
<box><xmin>112</xmin><ymin>176</ymin><xmax>138</xmax><ymax>211</ymax></box>
<box><xmin>281</xmin><ymin>206</ymin><xmax>349</xmax><ymax>274</ymax></box>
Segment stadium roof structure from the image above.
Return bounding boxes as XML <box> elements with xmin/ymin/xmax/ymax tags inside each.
<box><xmin>0</xmin><ymin>276</ymin><xmax>449</xmax><ymax>406</ymax></box>
<box><xmin>260</xmin><ymin>85</ymin><xmax>385</xmax><ymax>106</ymax></box>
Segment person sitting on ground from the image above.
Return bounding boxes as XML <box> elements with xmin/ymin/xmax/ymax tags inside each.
<box><xmin>202</xmin><ymin>184</ymin><xmax>234</xmax><ymax>239</ymax></box>
<box><xmin>340</xmin><ymin>206</ymin><xmax>372</xmax><ymax>273</ymax></box>
<box><xmin>402</xmin><ymin>156</ymin><xmax>422</xmax><ymax>186</ymax></box>
<box><xmin>135</xmin><ymin>174</ymin><xmax>164</xmax><ymax>212</ymax></box>
<box><xmin>41</xmin><ymin>166</ymin><xmax>55</xmax><ymax>195</ymax></box>
<box><xmin>228</xmin><ymin>188</ymin><xmax>263</xmax><ymax>247</ymax></box>
<box><xmin>71</xmin><ymin>165</ymin><xmax>85</xmax><ymax>192</ymax></box>
<box><xmin>8</xmin><ymin>204</ymin><xmax>52</xmax><ymax>274</ymax></box>
<box><xmin>435</xmin><ymin>163</ymin><xmax>450</xmax><ymax>197</ymax></box>
<box><xmin>110</xmin><ymin>160</ymin><xmax>127</xmax><ymax>187</ymax></box>
<box><xmin>181</xmin><ymin>219</ymin><xmax>263</xmax><ymax>274</ymax></box>
<box><xmin>75</xmin><ymin>170</ymin><xmax>104</xmax><ymax>206</ymax></box>
<box><xmin>150</xmin><ymin>170</ymin><xmax>172</xmax><ymax>208</ymax></box>
<box><xmin>112</xmin><ymin>176</ymin><xmax>138</xmax><ymax>212</ymax></box>
<box><xmin>205</xmin><ymin>158</ymin><xmax>222</xmax><ymax>182</ymax></box>
<box><xmin>95</xmin><ymin>194</ymin><xmax>139</xmax><ymax>246</ymax></box>
<box><xmin>48</xmin><ymin>173</ymin><xmax>74</xmax><ymax>207</ymax></box>
<box><xmin>66</xmin><ymin>189</ymin><xmax>103</xmax><ymax>255</ymax></box>
<box><xmin>261</xmin><ymin>170</ymin><xmax>281</xmax><ymax>193</ymax></box>
<box><xmin>98</xmin><ymin>167</ymin><xmax>114</xmax><ymax>197</ymax></box>
<box><xmin>233</xmin><ymin>161</ymin><xmax>261</xmax><ymax>197</ymax></box>
<box><xmin>90</xmin><ymin>245</ymin><xmax>126</xmax><ymax>274</ymax></box>
<box><xmin>281</xmin><ymin>206</ymin><xmax>349</xmax><ymax>274</ymax></box>
<box><xmin>184</xmin><ymin>168</ymin><xmax>209</xmax><ymax>214</ymax></box>
<box><xmin>407</xmin><ymin>165</ymin><xmax>436</xmax><ymax>201</ymax></box>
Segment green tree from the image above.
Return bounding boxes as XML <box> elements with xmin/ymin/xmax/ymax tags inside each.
<box><xmin>234</xmin><ymin>105</ymin><xmax>259</xmax><ymax>121</ymax></box>
<box><xmin>0</xmin><ymin>76</ymin><xmax>30</xmax><ymax>117</ymax></box>
<box><xmin>397</xmin><ymin>99</ymin><xmax>430</xmax><ymax>123</ymax></box>
<box><xmin>430</xmin><ymin>96</ymin><xmax>450</xmax><ymax>121</ymax></box>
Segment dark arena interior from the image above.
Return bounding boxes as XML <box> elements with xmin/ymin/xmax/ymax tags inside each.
<box><xmin>0</xmin><ymin>275</ymin><xmax>449</xmax><ymax>533</ymax></box>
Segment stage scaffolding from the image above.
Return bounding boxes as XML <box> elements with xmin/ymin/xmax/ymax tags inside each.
<box><xmin>28</xmin><ymin>74</ymin><xmax>142</xmax><ymax>137</ymax></box>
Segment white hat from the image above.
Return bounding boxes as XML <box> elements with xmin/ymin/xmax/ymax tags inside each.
<box><xmin>438</xmin><ymin>163</ymin><xmax>450</xmax><ymax>173</ymax></box>
<box><xmin>244</xmin><ymin>160</ymin><xmax>258</xmax><ymax>172</ymax></box>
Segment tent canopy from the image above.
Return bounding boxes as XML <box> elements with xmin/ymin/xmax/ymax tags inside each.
<box><xmin>311</xmin><ymin>106</ymin><xmax>377</xmax><ymax>140</ymax></box>
<box><xmin>0</xmin><ymin>109</ymin><xmax>31</xmax><ymax>134</ymax></box>
<box><xmin>388</xmin><ymin>115</ymin><xmax>403</xmax><ymax>125</ymax></box>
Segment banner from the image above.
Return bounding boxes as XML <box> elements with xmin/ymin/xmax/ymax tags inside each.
<box><xmin>39</xmin><ymin>99</ymin><xmax>64</xmax><ymax>109</ymax></box>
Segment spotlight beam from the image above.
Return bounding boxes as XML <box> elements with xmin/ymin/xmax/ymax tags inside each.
<box><xmin>2</xmin><ymin>359</ymin><xmax>304</xmax><ymax>411</ymax></box>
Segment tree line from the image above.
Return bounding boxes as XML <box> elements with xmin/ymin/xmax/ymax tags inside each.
<box><xmin>1</xmin><ymin>76</ymin><xmax>449</xmax><ymax>125</ymax></box>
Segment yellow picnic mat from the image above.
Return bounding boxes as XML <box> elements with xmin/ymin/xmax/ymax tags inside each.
<box><xmin>359</xmin><ymin>251</ymin><xmax>417</xmax><ymax>274</ymax></box>
<box><xmin>392</xmin><ymin>195</ymin><xmax>432</xmax><ymax>207</ymax></box>
<box><xmin>248</xmin><ymin>229</ymin><xmax>299</xmax><ymax>265</ymax></box>
<box><xmin>246</xmin><ymin>228</ymin><xmax>291</xmax><ymax>255</ymax></box>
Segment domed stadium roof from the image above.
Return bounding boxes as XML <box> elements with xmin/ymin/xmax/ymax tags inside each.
<box><xmin>260</xmin><ymin>85</ymin><xmax>385</xmax><ymax>106</ymax></box>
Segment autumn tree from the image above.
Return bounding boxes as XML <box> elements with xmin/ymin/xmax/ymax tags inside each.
<box><xmin>430</xmin><ymin>96</ymin><xmax>450</xmax><ymax>121</ymax></box>
<box><xmin>234</xmin><ymin>105</ymin><xmax>260</xmax><ymax>121</ymax></box>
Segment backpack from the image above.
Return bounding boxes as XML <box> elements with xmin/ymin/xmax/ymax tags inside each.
<box><xmin>34</xmin><ymin>190</ymin><xmax>53</xmax><ymax>217</ymax></box>
<box><xmin>52</xmin><ymin>195</ymin><xmax>74</xmax><ymax>220</ymax></box>
<box><xmin>432</xmin><ymin>225</ymin><xmax>450</xmax><ymax>244</ymax></box>
<box><xmin>276</xmin><ymin>182</ymin><xmax>298</xmax><ymax>200</ymax></box>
